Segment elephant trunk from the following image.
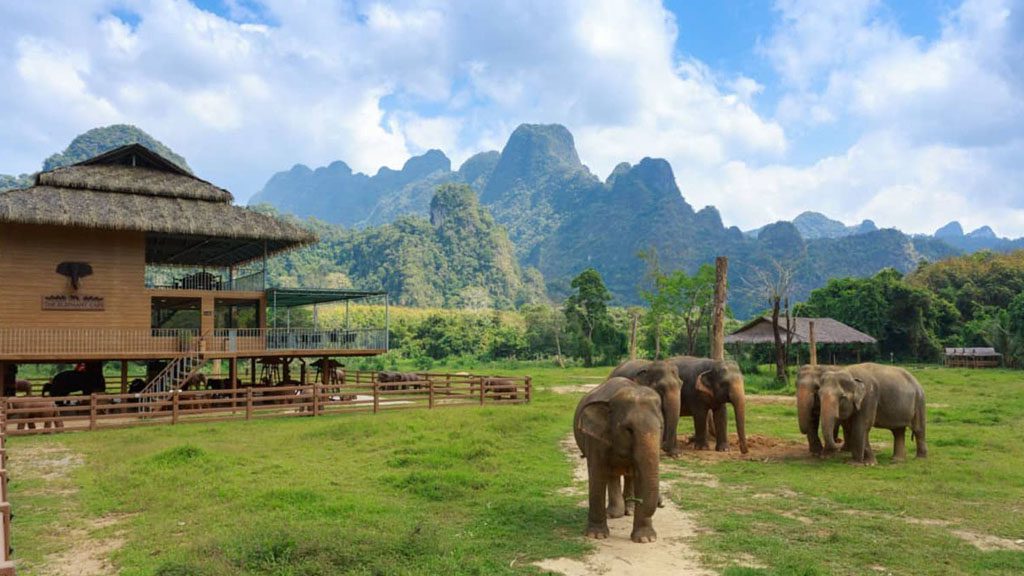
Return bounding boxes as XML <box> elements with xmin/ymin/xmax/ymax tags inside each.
<box><xmin>797</xmin><ymin>382</ymin><xmax>815</xmax><ymax>435</ymax></box>
<box><xmin>820</xmin><ymin>396</ymin><xmax>839</xmax><ymax>454</ymax></box>
<box><xmin>661</xmin><ymin>387</ymin><xmax>681</xmax><ymax>455</ymax></box>
<box><xmin>632</xmin><ymin>431</ymin><xmax>661</xmax><ymax>521</ymax></box>
<box><xmin>730</xmin><ymin>381</ymin><xmax>748</xmax><ymax>454</ymax></box>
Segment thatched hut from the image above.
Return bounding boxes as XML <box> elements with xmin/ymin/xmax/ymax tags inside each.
<box><xmin>725</xmin><ymin>317</ymin><xmax>877</xmax><ymax>364</ymax></box>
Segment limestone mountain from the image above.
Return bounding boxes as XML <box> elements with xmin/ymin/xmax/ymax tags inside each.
<box><xmin>1</xmin><ymin>124</ymin><xmax>189</xmax><ymax>191</ymax></box>
<box><xmin>747</xmin><ymin>211</ymin><xmax>878</xmax><ymax>240</ymax></box>
<box><xmin>930</xmin><ymin>221</ymin><xmax>1024</xmax><ymax>253</ymax></box>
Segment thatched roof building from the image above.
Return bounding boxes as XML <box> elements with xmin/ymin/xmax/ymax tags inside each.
<box><xmin>0</xmin><ymin>144</ymin><xmax>315</xmax><ymax>266</ymax></box>
<box><xmin>725</xmin><ymin>317</ymin><xmax>877</xmax><ymax>345</ymax></box>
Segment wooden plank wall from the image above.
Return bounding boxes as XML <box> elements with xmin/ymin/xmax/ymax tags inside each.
<box><xmin>0</xmin><ymin>223</ymin><xmax>148</xmax><ymax>329</ymax></box>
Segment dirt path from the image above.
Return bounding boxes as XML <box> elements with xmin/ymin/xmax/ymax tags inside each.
<box><xmin>10</xmin><ymin>442</ymin><xmax>128</xmax><ymax>575</ymax></box>
<box><xmin>534</xmin><ymin>437</ymin><xmax>715</xmax><ymax>576</ymax></box>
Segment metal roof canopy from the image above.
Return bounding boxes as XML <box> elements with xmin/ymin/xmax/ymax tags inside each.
<box><xmin>267</xmin><ymin>287</ymin><xmax>387</xmax><ymax>308</ymax></box>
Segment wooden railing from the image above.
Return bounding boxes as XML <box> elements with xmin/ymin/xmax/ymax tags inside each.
<box><xmin>0</xmin><ymin>405</ymin><xmax>15</xmax><ymax>574</ymax></box>
<box><xmin>0</xmin><ymin>327</ymin><xmax>387</xmax><ymax>357</ymax></box>
<box><xmin>207</xmin><ymin>328</ymin><xmax>387</xmax><ymax>353</ymax></box>
<box><xmin>3</xmin><ymin>372</ymin><xmax>530</xmax><ymax>435</ymax></box>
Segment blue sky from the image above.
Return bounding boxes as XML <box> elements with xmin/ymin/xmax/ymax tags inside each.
<box><xmin>1</xmin><ymin>0</ymin><xmax>1022</xmax><ymax>236</ymax></box>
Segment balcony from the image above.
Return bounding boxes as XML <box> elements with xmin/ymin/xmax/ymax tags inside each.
<box><xmin>145</xmin><ymin>269</ymin><xmax>265</xmax><ymax>292</ymax></box>
<box><xmin>0</xmin><ymin>327</ymin><xmax>388</xmax><ymax>360</ymax></box>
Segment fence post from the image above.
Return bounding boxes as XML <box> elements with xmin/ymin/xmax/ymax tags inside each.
<box><xmin>373</xmin><ymin>381</ymin><xmax>379</xmax><ymax>414</ymax></box>
<box><xmin>89</xmin><ymin>393</ymin><xmax>97</xmax><ymax>431</ymax></box>
<box><xmin>479</xmin><ymin>378</ymin><xmax>485</xmax><ymax>405</ymax></box>
<box><xmin>312</xmin><ymin>383</ymin><xmax>320</xmax><ymax>416</ymax></box>
<box><xmin>525</xmin><ymin>376</ymin><xmax>532</xmax><ymax>403</ymax></box>
<box><xmin>245</xmin><ymin>388</ymin><xmax>253</xmax><ymax>420</ymax></box>
<box><xmin>172</xmin><ymin>391</ymin><xmax>179</xmax><ymax>425</ymax></box>
<box><xmin>428</xmin><ymin>378</ymin><xmax>434</xmax><ymax>409</ymax></box>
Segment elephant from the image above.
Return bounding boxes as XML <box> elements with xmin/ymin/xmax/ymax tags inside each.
<box><xmin>12</xmin><ymin>398</ymin><xmax>64</xmax><ymax>431</ymax></box>
<box><xmin>482</xmin><ymin>378</ymin><xmax>518</xmax><ymax>400</ymax></box>
<box><xmin>42</xmin><ymin>362</ymin><xmax>106</xmax><ymax>398</ymax></box>
<box><xmin>609</xmin><ymin>359</ymin><xmax>683</xmax><ymax>456</ymax></box>
<box><xmin>574</xmin><ymin>377</ymin><xmax>663</xmax><ymax>543</ymax></box>
<box><xmin>825</xmin><ymin>363</ymin><xmax>927</xmax><ymax>463</ymax></box>
<box><xmin>668</xmin><ymin>356</ymin><xmax>748</xmax><ymax>454</ymax></box>
<box><xmin>813</xmin><ymin>368</ymin><xmax>879</xmax><ymax>464</ymax></box>
<box><xmin>377</xmin><ymin>371</ymin><xmax>424</xmax><ymax>390</ymax></box>
<box><xmin>797</xmin><ymin>364</ymin><xmax>849</xmax><ymax>454</ymax></box>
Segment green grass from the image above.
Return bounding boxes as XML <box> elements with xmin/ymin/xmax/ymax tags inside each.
<box><xmin>8</xmin><ymin>365</ymin><xmax>1024</xmax><ymax>575</ymax></box>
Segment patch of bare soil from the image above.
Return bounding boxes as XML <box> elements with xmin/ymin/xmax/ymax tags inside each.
<box><xmin>672</xmin><ymin>434</ymin><xmax>809</xmax><ymax>462</ymax></box>
<box><xmin>536</xmin><ymin>436</ymin><xmax>715</xmax><ymax>576</ymax></box>
<box><xmin>747</xmin><ymin>395</ymin><xmax>795</xmax><ymax>405</ymax></box>
<box><xmin>550</xmin><ymin>384</ymin><xmax>600</xmax><ymax>395</ymax></box>
<box><xmin>11</xmin><ymin>442</ymin><xmax>129</xmax><ymax>575</ymax></box>
<box><xmin>951</xmin><ymin>530</ymin><xmax>1024</xmax><ymax>552</ymax></box>
<box><xmin>45</xmin><ymin>516</ymin><xmax>130</xmax><ymax>576</ymax></box>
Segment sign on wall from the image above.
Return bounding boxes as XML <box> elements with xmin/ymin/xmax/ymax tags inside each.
<box><xmin>41</xmin><ymin>294</ymin><xmax>105</xmax><ymax>311</ymax></box>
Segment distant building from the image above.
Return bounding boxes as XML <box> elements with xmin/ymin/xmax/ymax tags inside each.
<box><xmin>943</xmin><ymin>347</ymin><xmax>1002</xmax><ymax>368</ymax></box>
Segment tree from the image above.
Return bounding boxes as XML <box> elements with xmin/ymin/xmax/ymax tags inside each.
<box><xmin>565</xmin><ymin>268</ymin><xmax>618</xmax><ymax>366</ymax></box>
<box><xmin>746</xmin><ymin>258</ymin><xmax>797</xmax><ymax>383</ymax></box>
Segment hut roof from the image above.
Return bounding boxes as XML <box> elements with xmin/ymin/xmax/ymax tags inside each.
<box><xmin>725</xmin><ymin>317</ymin><xmax>877</xmax><ymax>345</ymax></box>
<box><xmin>0</xmin><ymin>144</ymin><xmax>315</xmax><ymax>266</ymax></box>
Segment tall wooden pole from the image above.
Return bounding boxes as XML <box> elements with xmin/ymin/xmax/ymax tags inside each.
<box><xmin>711</xmin><ymin>256</ymin><xmax>728</xmax><ymax>362</ymax></box>
<box><xmin>629</xmin><ymin>311</ymin><xmax>638</xmax><ymax>360</ymax></box>
<box><xmin>809</xmin><ymin>321</ymin><xmax>817</xmax><ymax>366</ymax></box>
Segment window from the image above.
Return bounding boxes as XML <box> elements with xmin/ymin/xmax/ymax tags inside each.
<box><xmin>215</xmin><ymin>299</ymin><xmax>260</xmax><ymax>330</ymax></box>
<box><xmin>151</xmin><ymin>297</ymin><xmax>201</xmax><ymax>330</ymax></box>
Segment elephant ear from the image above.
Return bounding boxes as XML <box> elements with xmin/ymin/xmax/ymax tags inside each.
<box><xmin>695</xmin><ymin>371</ymin><xmax>715</xmax><ymax>404</ymax></box>
<box><xmin>842</xmin><ymin>376</ymin><xmax>868</xmax><ymax>411</ymax></box>
<box><xmin>578</xmin><ymin>403</ymin><xmax>612</xmax><ymax>446</ymax></box>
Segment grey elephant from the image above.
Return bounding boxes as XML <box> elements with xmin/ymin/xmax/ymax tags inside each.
<box><xmin>574</xmin><ymin>377</ymin><xmax>663</xmax><ymax>543</ymax></box>
<box><xmin>668</xmin><ymin>356</ymin><xmax>748</xmax><ymax>453</ymax></box>
<box><xmin>609</xmin><ymin>359</ymin><xmax>683</xmax><ymax>455</ymax></box>
<box><xmin>797</xmin><ymin>364</ymin><xmax>848</xmax><ymax>454</ymax></box>
<box><xmin>807</xmin><ymin>363</ymin><xmax>927</xmax><ymax>463</ymax></box>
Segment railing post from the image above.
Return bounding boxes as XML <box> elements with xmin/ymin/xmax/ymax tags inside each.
<box><xmin>373</xmin><ymin>381</ymin><xmax>379</xmax><ymax>414</ymax></box>
<box><xmin>172</xmin><ymin>391</ymin><xmax>179</xmax><ymax>425</ymax></box>
<box><xmin>525</xmin><ymin>376</ymin><xmax>532</xmax><ymax>403</ymax></box>
<box><xmin>312</xmin><ymin>383</ymin><xmax>320</xmax><ymax>416</ymax></box>
<box><xmin>245</xmin><ymin>388</ymin><xmax>253</xmax><ymax>420</ymax></box>
<box><xmin>428</xmin><ymin>378</ymin><xmax>434</xmax><ymax>409</ymax></box>
<box><xmin>479</xmin><ymin>378</ymin><xmax>485</xmax><ymax>406</ymax></box>
<box><xmin>89</xmin><ymin>394</ymin><xmax>97</xmax><ymax>431</ymax></box>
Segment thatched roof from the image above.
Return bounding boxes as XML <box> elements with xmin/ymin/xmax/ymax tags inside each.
<box><xmin>725</xmin><ymin>317</ymin><xmax>877</xmax><ymax>345</ymax></box>
<box><xmin>0</xmin><ymin>144</ymin><xmax>315</xmax><ymax>266</ymax></box>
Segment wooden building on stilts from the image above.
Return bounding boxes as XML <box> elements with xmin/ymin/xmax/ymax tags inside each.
<box><xmin>0</xmin><ymin>144</ymin><xmax>388</xmax><ymax>399</ymax></box>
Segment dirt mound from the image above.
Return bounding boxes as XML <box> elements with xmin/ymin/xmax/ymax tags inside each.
<box><xmin>671</xmin><ymin>434</ymin><xmax>809</xmax><ymax>461</ymax></box>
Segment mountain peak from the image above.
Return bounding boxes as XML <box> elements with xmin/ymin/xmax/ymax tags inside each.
<box><xmin>403</xmin><ymin>149</ymin><xmax>451</xmax><ymax>177</ymax></box>
<box><xmin>499</xmin><ymin>123</ymin><xmax>582</xmax><ymax>172</ymax></box>
<box><xmin>935</xmin><ymin>221</ymin><xmax>964</xmax><ymax>238</ymax></box>
<box><xmin>967</xmin><ymin>225</ymin><xmax>997</xmax><ymax>239</ymax></box>
<box><xmin>42</xmin><ymin>124</ymin><xmax>190</xmax><ymax>173</ymax></box>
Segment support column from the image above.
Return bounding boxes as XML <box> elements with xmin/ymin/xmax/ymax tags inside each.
<box><xmin>0</xmin><ymin>362</ymin><xmax>7</xmax><ymax>398</ymax></box>
<box><xmin>121</xmin><ymin>360</ymin><xmax>129</xmax><ymax>394</ymax></box>
<box><xmin>809</xmin><ymin>321</ymin><xmax>818</xmax><ymax>366</ymax></box>
<box><xmin>250</xmin><ymin>357</ymin><xmax>256</xmax><ymax>385</ymax></box>
<box><xmin>711</xmin><ymin>256</ymin><xmax>728</xmax><ymax>362</ymax></box>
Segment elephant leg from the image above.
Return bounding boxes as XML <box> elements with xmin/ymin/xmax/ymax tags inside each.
<box><xmin>607</xmin><ymin>474</ymin><xmax>626</xmax><ymax>518</ymax></box>
<box><xmin>837</xmin><ymin>423</ymin><xmax>851</xmax><ymax>452</ymax></box>
<box><xmin>891</xmin><ymin>428</ymin><xmax>907</xmax><ymax>462</ymax></box>
<box><xmin>691</xmin><ymin>408</ymin><xmax>711</xmax><ymax>450</ymax></box>
<box><xmin>622</xmin><ymin>474</ymin><xmax>635</xmax><ymax>516</ymax></box>
<box><xmin>584</xmin><ymin>455</ymin><xmax>610</xmax><ymax>539</ymax></box>
<box><xmin>713</xmin><ymin>405</ymin><xmax>730</xmax><ymax>452</ymax></box>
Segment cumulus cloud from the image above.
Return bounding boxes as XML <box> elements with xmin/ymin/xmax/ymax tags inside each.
<box><xmin>0</xmin><ymin>0</ymin><xmax>1020</xmax><ymax>237</ymax></box>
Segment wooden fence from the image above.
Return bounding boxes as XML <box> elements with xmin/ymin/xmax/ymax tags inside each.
<box><xmin>2</xmin><ymin>372</ymin><xmax>531</xmax><ymax>436</ymax></box>
<box><xmin>0</xmin><ymin>407</ymin><xmax>15</xmax><ymax>574</ymax></box>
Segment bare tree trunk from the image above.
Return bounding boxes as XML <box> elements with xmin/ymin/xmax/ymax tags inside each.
<box><xmin>554</xmin><ymin>328</ymin><xmax>565</xmax><ymax>368</ymax></box>
<box><xmin>771</xmin><ymin>295</ymin><xmax>785</xmax><ymax>382</ymax></box>
<box><xmin>712</xmin><ymin>256</ymin><xmax>728</xmax><ymax>362</ymax></box>
<box><xmin>783</xmin><ymin>297</ymin><xmax>793</xmax><ymax>383</ymax></box>
<box><xmin>629</xmin><ymin>312</ymin><xmax>638</xmax><ymax>360</ymax></box>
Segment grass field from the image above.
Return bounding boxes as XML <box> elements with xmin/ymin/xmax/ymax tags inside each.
<box><xmin>8</xmin><ymin>364</ymin><xmax>1024</xmax><ymax>575</ymax></box>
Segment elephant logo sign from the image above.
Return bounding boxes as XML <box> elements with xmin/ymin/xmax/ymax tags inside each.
<box><xmin>56</xmin><ymin>261</ymin><xmax>93</xmax><ymax>291</ymax></box>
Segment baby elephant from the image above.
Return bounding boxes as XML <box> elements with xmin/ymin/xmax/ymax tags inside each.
<box><xmin>14</xmin><ymin>399</ymin><xmax>64</xmax><ymax>431</ymax></box>
<box><xmin>574</xmin><ymin>377</ymin><xmax>663</xmax><ymax>543</ymax></box>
